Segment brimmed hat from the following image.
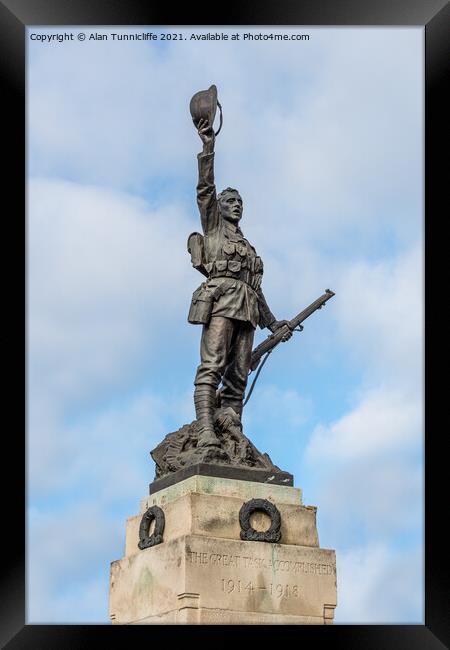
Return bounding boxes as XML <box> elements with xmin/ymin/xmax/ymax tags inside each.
<box><xmin>189</xmin><ymin>84</ymin><xmax>223</xmax><ymax>135</ymax></box>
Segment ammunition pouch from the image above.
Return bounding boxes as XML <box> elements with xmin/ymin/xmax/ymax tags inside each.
<box><xmin>188</xmin><ymin>282</ymin><xmax>225</xmax><ymax>325</ymax></box>
<box><xmin>208</xmin><ymin>258</ymin><xmax>263</xmax><ymax>291</ymax></box>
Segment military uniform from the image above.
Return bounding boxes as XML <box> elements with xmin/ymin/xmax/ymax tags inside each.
<box><xmin>189</xmin><ymin>152</ymin><xmax>277</xmax><ymax>436</ymax></box>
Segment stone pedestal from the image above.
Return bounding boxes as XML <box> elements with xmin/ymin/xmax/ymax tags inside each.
<box><xmin>109</xmin><ymin>475</ymin><xmax>337</xmax><ymax>624</ymax></box>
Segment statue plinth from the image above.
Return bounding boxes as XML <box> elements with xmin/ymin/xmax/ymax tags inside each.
<box><xmin>109</xmin><ymin>475</ymin><xmax>337</xmax><ymax>624</ymax></box>
<box><xmin>149</xmin><ymin>462</ymin><xmax>293</xmax><ymax>494</ymax></box>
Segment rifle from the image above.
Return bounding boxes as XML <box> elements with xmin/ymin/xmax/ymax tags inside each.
<box><xmin>243</xmin><ymin>289</ymin><xmax>335</xmax><ymax>406</ymax></box>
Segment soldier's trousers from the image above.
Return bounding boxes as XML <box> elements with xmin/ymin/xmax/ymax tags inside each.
<box><xmin>194</xmin><ymin>316</ymin><xmax>255</xmax><ymax>409</ymax></box>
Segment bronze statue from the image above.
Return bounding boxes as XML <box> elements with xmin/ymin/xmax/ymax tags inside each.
<box><xmin>149</xmin><ymin>85</ymin><xmax>334</xmax><ymax>488</ymax></box>
<box><xmin>188</xmin><ymin>85</ymin><xmax>293</xmax><ymax>449</ymax></box>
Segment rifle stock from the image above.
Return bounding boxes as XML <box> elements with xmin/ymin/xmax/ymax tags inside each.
<box><xmin>249</xmin><ymin>289</ymin><xmax>335</xmax><ymax>372</ymax></box>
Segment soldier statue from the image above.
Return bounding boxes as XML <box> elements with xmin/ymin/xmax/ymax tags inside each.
<box><xmin>187</xmin><ymin>86</ymin><xmax>293</xmax><ymax>450</ymax></box>
<box><xmin>150</xmin><ymin>85</ymin><xmax>334</xmax><ymax>480</ymax></box>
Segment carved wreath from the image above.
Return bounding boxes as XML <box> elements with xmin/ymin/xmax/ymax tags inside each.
<box><xmin>239</xmin><ymin>498</ymin><xmax>282</xmax><ymax>543</ymax></box>
<box><xmin>138</xmin><ymin>505</ymin><xmax>165</xmax><ymax>550</ymax></box>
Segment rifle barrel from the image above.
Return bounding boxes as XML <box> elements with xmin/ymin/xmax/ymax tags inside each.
<box><xmin>288</xmin><ymin>289</ymin><xmax>335</xmax><ymax>329</ymax></box>
<box><xmin>249</xmin><ymin>289</ymin><xmax>335</xmax><ymax>372</ymax></box>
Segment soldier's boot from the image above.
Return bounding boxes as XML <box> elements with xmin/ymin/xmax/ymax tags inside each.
<box><xmin>194</xmin><ymin>384</ymin><xmax>221</xmax><ymax>448</ymax></box>
<box><xmin>220</xmin><ymin>398</ymin><xmax>243</xmax><ymax>420</ymax></box>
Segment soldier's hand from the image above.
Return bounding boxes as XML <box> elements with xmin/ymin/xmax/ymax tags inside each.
<box><xmin>197</xmin><ymin>118</ymin><xmax>215</xmax><ymax>148</ymax></box>
<box><xmin>269</xmin><ymin>320</ymin><xmax>293</xmax><ymax>342</ymax></box>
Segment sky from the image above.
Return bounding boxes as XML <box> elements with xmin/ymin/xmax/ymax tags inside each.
<box><xmin>27</xmin><ymin>26</ymin><xmax>424</xmax><ymax>624</ymax></box>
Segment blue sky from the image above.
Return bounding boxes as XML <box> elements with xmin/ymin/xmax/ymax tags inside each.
<box><xmin>27</xmin><ymin>26</ymin><xmax>423</xmax><ymax>623</ymax></box>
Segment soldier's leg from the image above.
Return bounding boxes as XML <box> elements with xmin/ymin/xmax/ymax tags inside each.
<box><xmin>220</xmin><ymin>321</ymin><xmax>255</xmax><ymax>419</ymax></box>
<box><xmin>194</xmin><ymin>316</ymin><xmax>234</xmax><ymax>447</ymax></box>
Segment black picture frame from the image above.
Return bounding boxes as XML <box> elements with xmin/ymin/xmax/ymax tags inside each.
<box><xmin>1</xmin><ymin>0</ymin><xmax>448</xmax><ymax>647</ymax></box>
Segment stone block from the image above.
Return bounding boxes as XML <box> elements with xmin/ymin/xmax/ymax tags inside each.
<box><xmin>110</xmin><ymin>535</ymin><xmax>336</xmax><ymax>624</ymax></box>
<box><xmin>110</xmin><ymin>475</ymin><xmax>336</xmax><ymax>624</ymax></box>
<box><xmin>140</xmin><ymin>474</ymin><xmax>303</xmax><ymax>511</ymax></box>
<box><xmin>126</xmin><ymin>492</ymin><xmax>318</xmax><ymax>557</ymax></box>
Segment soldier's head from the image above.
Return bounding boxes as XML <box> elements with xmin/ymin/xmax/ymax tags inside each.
<box><xmin>218</xmin><ymin>187</ymin><xmax>243</xmax><ymax>223</ymax></box>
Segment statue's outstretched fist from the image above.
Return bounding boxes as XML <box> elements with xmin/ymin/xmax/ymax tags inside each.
<box><xmin>197</xmin><ymin>118</ymin><xmax>215</xmax><ymax>147</ymax></box>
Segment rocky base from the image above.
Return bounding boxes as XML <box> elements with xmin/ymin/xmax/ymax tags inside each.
<box><xmin>151</xmin><ymin>406</ymin><xmax>284</xmax><ymax>480</ymax></box>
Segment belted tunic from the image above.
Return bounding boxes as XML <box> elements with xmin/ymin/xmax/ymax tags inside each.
<box><xmin>194</xmin><ymin>151</ymin><xmax>276</xmax><ymax>330</ymax></box>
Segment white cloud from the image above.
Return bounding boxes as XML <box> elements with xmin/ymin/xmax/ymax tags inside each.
<box><xmin>334</xmin><ymin>543</ymin><xmax>423</xmax><ymax>623</ymax></box>
<box><xmin>28</xmin><ymin>384</ymin><xmax>194</xmax><ymax>500</ymax></box>
<box><xmin>244</xmin><ymin>385</ymin><xmax>314</xmax><ymax>467</ymax></box>
<box><xmin>27</xmin><ymin>503</ymin><xmax>121</xmax><ymax>623</ymax></box>
<box><xmin>305</xmin><ymin>386</ymin><xmax>421</xmax><ymax>463</ymax></box>
<box><xmin>332</xmin><ymin>246</ymin><xmax>423</xmax><ymax>387</ymax></box>
<box><xmin>28</xmin><ymin>177</ymin><xmax>198</xmax><ymax>408</ymax></box>
<box><xmin>296</xmin><ymin>244</ymin><xmax>424</xmax><ymax>623</ymax></box>
<box><xmin>28</xmin><ymin>27</ymin><xmax>422</xmax><ymax>247</ymax></box>
<box><xmin>27</xmin><ymin>395</ymin><xmax>73</xmax><ymax>497</ymax></box>
<box><xmin>27</xmin><ymin>177</ymin><xmax>201</xmax><ymax>499</ymax></box>
<box><xmin>61</xmin><ymin>393</ymin><xmax>166</xmax><ymax>501</ymax></box>
<box><xmin>246</xmin><ymin>384</ymin><xmax>313</xmax><ymax>430</ymax></box>
<box><xmin>311</xmin><ymin>457</ymin><xmax>423</xmax><ymax>549</ymax></box>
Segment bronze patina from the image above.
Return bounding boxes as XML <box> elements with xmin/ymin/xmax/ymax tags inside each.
<box><xmin>149</xmin><ymin>86</ymin><xmax>334</xmax><ymax>490</ymax></box>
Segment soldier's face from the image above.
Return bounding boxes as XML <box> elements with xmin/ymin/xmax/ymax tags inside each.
<box><xmin>219</xmin><ymin>192</ymin><xmax>243</xmax><ymax>223</ymax></box>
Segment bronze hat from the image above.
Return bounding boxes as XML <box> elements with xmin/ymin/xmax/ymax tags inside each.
<box><xmin>189</xmin><ymin>84</ymin><xmax>223</xmax><ymax>135</ymax></box>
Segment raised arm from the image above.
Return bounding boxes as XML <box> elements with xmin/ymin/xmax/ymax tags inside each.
<box><xmin>196</xmin><ymin>118</ymin><xmax>220</xmax><ymax>234</ymax></box>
